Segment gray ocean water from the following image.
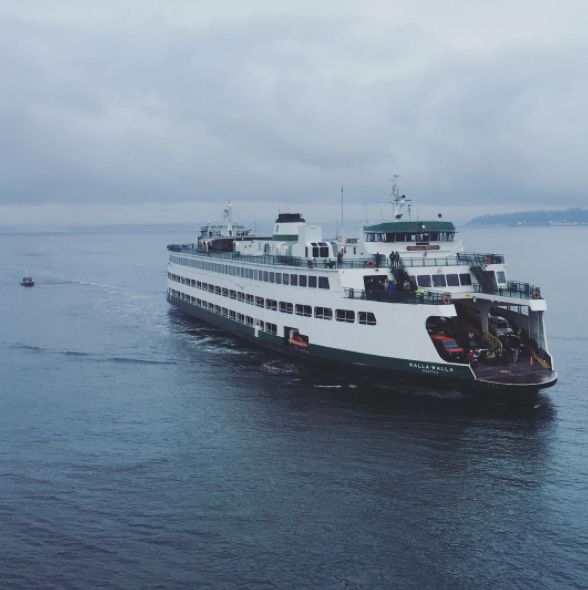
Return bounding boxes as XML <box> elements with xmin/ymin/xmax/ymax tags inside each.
<box><xmin>0</xmin><ymin>224</ymin><xmax>587</xmax><ymax>589</ymax></box>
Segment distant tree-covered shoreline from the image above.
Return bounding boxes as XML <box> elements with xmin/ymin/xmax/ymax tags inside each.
<box><xmin>468</xmin><ymin>207</ymin><xmax>588</xmax><ymax>226</ymax></box>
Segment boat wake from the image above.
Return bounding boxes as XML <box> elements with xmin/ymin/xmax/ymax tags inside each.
<box><xmin>9</xmin><ymin>343</ymin><xmax>176</xmax><ymax>366</ymax></box>
<box><xmin>261</xmin><ymin>360</ymin><xmax>300</xmax><ymax>375</ymax></box>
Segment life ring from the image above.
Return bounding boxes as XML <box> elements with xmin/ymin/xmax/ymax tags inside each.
<box><xmin>532</xmin><ymin>290</ymin><xmax>541</xmax><ymax>300</ymax></box>
<box><xmin>442</xmin><ymin>293</ymin><xmax>451</xmax><ymax>305</ymax></box>
<box><xmin>366</xmin><ymin>260</ymin><xmax>375</xmax><ymax>268</ymax></box>
<box><xmin>307</xmin><ymin>259</ymin><xmax>315</xmax><ymax>268</ymax></box>
<box><xmin>484</xmin><ymin>256</ymin><xmax>492</xmax><ymax>265</ymax></box>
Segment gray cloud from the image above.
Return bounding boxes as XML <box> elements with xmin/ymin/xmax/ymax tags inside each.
<box><xmin>0</xmin><ymin>4</ymin><xmax>587</xmax><ymax>220</ymax></box>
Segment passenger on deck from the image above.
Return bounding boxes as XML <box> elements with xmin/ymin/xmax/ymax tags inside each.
<box><xmin>467</xmin><ymin>331</ymin><xmax>477</xmax><ymax>348</ymax></box>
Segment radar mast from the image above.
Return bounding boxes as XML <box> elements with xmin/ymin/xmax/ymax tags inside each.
<box><xmin>390</xmin><ymin>174</ymin><xmax>412</xmax><ymax>221</ymax></box>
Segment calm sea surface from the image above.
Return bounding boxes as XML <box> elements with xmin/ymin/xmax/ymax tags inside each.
<box><xmin>0</xmin><ymin>225</ymin><xmax>587</xmax><ymax>589</ymax></box>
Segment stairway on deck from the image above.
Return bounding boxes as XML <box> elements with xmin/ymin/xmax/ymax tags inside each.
<box><xmin>390</xmin><ymin>261</ymin><xmax>411</xmax><ymax>287</ymax></box>
<box><xmin>470</xmin><ymin>266</ymin><xmax>498</xmax><ymax>294</ymax></box>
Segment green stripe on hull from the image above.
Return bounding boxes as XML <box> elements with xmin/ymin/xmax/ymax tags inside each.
<box><xmin>168</xmin><ymin>295</ymin><xmax>475</xmax><ymax>382</ymax></box>
<box><xmin>305</xmin><ymin>342</ymin><xmax>474</xmax><ymax>380</ymax></box>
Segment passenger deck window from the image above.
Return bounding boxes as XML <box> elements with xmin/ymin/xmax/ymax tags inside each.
<box><xmin>279</xmin><ymin>301</ymin><xmax>293</xmax><ymax>314</ymax></box>
<box><xmin>417</xmin><ymin>275</ymin><xmax>432</xmax><ymax>287</ymax></box>
<box><xmin>496</xmin><ymin>271</ymin><xmax>507</xmax><ymax>284</ymax></box>
<box><xmin>336</xmin><ymin>309</ymin><xmax>355</xmax><ymax>323</ymax></box>
<box><xmin>318</xmin><ymin>277</ymin><xmax>329</xmax><ymax>289</ymax></box>
<box><xmin>295</xmin><ymin>304</ymin><xmax>312</xmax><ymax>317</ymax></box>
<box><xmin>290</xmin><ymin>274</ymin><xmax>298</xmax><ymax>286</ymax></box>
<box><xmin>314</xmin><ymin>307</ymin><xmax>332</xmax><ymax>320</ymax></box>
<box><xmin>299</xmin><ymin>275</ymin><xmax>307</xmax><ymax>287</ymax></box>
<box><xmin>358</xmin><ymin>312</ymin><xmax>377</xmax><ymax>325</ymax></box>
<box><xmin>459</xmin><ymin>273</ymin><xmax>472</xmax><ymax>286</ymax></box>
<box><xmin>446</xmin><ymin>274</ymin><xmax>459</xmax><ymax>287</ymax></box>
<box><xmin>432</xmin><ymin>275</ymin><xmax>447</xmax><ymax>288</ymax></box>
<box><xmin>309</xmin><ymin>276</ymin><xmax>317</xmax><ymax>288</ymax></box>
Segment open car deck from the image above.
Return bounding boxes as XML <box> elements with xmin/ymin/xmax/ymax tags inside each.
<box><xmin>473</xmin><ymin>360</ymin><xmax>557</xmax><ymax>387</ymax></box>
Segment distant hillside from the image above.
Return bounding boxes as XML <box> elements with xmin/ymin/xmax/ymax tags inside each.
<box><xmin>468</xmin><ymin>207</ymin><xmax>588</xmax><ymax>226</ymax></box>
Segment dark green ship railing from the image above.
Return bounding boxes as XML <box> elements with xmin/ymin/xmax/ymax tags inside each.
<box><xmin>344</xmin><ymin>288</ymin><xmax>453</xmax><ymax>305</ymax></box>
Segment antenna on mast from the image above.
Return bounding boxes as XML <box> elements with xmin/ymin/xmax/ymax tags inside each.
<box><xmin>341</xmin><ymin>186</ymin><xmax>344</xmax><ymax>229</ymax></box>
<box><xmin>391</xmin><ymin>174</ymin><xmax>400</xmax><ymax>198</ymax></box>
<box><xmin>340</xmin><ymin>186</ymin><xmax>344</xmax><ymax>239</ymax></box>
<box><xmin>389</xmin><ymin>174</ymin><xmax>411</xmax><ymax>221</ymax></box>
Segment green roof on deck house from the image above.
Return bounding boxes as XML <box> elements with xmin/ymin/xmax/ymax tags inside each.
<box><xmin>363</xmin><ymin>220</ymin><xmax>456</xmax><ymax>233</ymax></box>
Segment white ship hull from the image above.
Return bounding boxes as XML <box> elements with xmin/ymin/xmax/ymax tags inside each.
<box><xmin>166</xmin><ymin>249</ymin><xmax>557</xmax><ymax>398</ymax></box>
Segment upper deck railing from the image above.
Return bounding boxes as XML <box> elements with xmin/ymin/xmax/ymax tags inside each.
<box><xmin>399</xmin><ymin>252</ymin><xmax>504</xmax><ymax>268</ymax></box>
<box><xmin>472</xmin><ymin>281</ymin><xmax>542</xmax><ymax>300</ymax></box>
<box><xmin>344</xmin><ymin>288</ymin><xmax>452</xmax><ymax>305</ymax></box>
<box><xmin>168</xmin><ymin>244</ymin><xmax>505</xmax><ymax>271</ymax></box>
<box><xmin>168</xmin><ymin>244</ymin><xmax>374</xmax><ymax>269</ymax></box>
<box><xmin>456</xmin><ymin>252</ymin><xmax>505</xmax><ymax>266</ymax></box>
<box><xmin>346</xmin><ymin>283</ymin><xmax>542</xmax><ymax>304</ymax></box>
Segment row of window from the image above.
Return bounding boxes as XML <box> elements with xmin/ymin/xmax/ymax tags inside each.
<box><xmin>366</xmin><ymin>232</ymin><xmax>455</xmax><ymax>243</ymax></box>
<box><xmin>306</xmin><ymin>242</ymin><xmax>333</xmax><ymax>258</ymax></box>
<box><xmin>169</xmin><ymin>277</ymin><xmax>377</xmax><ymax>326</ymax></box>
<box><xmin>415</xmin><ymin>272</ymin><xmax>472</xmax><ymax>288</ymax></box>
<box><xmin>169</xmin><ymin>289</ymin><xmax>278</xmax><ymax>335</ymax></box>
<box><xmin>170</xmin><ymin>255</ymin><xmax>330</xmax><ymax>289</ymax></box>
<box><xmin>413</xmin><ymin>270</ymin><xmax>506</xmax><ymax>288</ymax></box>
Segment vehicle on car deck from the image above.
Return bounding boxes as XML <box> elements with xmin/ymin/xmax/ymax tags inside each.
<box><xmin>431</xmin><ymin>334</ymin><xmax>465</xmax><ymax>362</ymax></box>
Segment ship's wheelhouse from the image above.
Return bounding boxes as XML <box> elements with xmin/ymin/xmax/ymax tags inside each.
<box><xmin>364</xmin><ymin>221</ymin><xmax>456</xmax><ymax>244</ymax></box>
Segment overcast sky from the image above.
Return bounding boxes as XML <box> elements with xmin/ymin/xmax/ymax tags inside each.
<box><xmin>1</xmin><ymin>0</ymin><xmax>587</xmax><ymax>225</ymax></box>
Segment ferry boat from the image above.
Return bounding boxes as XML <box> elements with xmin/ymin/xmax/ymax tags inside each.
<box><xmin>166</xmin><ymin>198</ymin><xmax>557</xmax><ymax>399</ymax></box>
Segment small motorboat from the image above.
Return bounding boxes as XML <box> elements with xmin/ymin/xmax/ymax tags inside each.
<box><xmin>20</xmin><ymin>277</ymin><xmax>35</xmax><ymax>287</ymax></box>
